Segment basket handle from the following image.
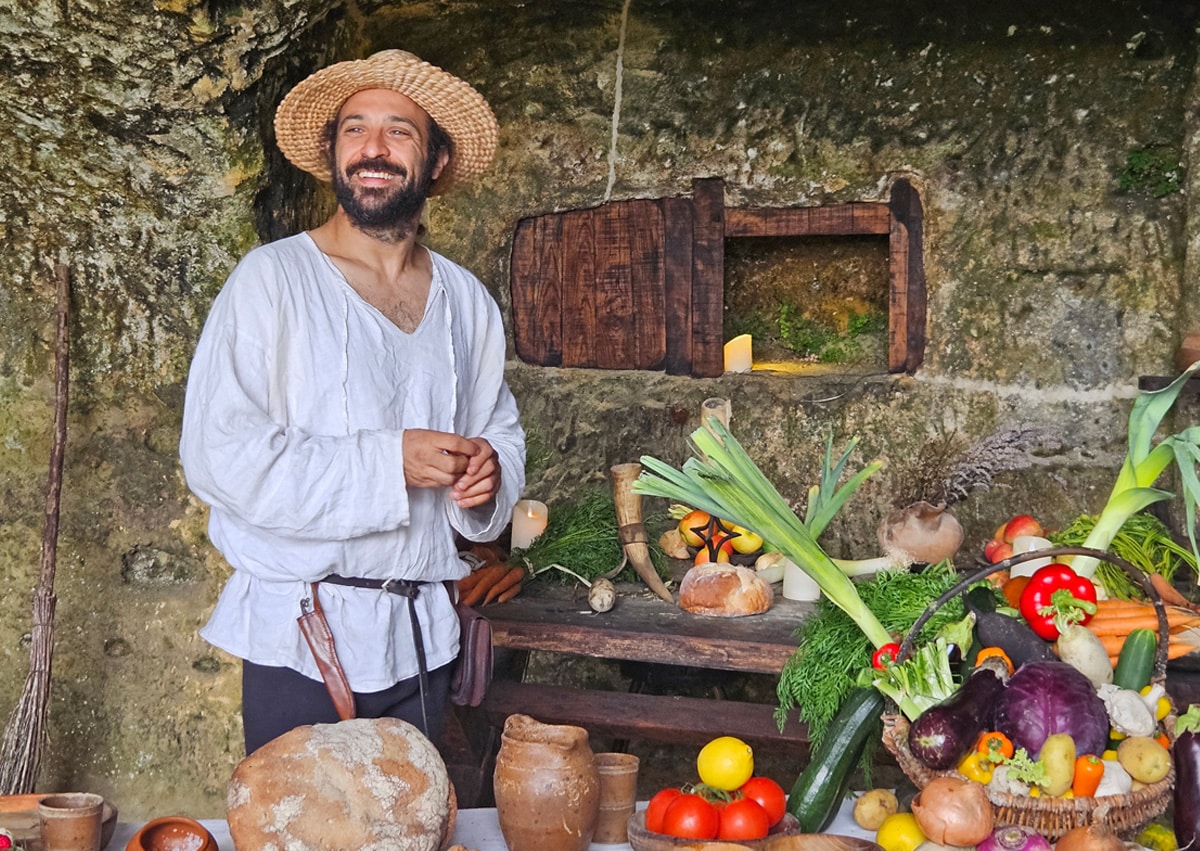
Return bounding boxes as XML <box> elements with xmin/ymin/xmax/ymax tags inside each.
<box><xmin>897</xmin><ymin>546</ymin><xmax>1172</xmax><ymax>683</ymax></box>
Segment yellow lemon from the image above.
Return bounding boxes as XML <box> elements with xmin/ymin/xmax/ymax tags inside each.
<box><xmin>696</xmin><ymin>736</ymin><xmax>754</xmax><ymax>791</ymax></box>
<box><xmin>875</xmin><ymin>812</ymin><xmax>925</xmax><ymax>851</ymax></box>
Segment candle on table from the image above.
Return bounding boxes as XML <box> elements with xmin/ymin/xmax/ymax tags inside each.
<box><xmin>511</xmin><ymin>499</ymin><xmax>549</xmax><ymax>549</ymax></box>
<box><xmin>724</xmin><ymin>334</ymin><xmax>752</xmax><ymax>373</ymax></box>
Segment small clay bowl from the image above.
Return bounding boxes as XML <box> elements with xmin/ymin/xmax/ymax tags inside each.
<box><xmin>124</xmin><ymin>816</ymin><xmax>218</xmax><ymax>851</ymax></box>
<box><xmin>626</xmin><ymin>811</ymin><xmax>882</xmax><ymax>851</ymax></box>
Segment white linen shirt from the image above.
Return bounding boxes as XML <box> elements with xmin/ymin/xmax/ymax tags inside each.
<box><xmin>180</xmin><ymin>232</ymin><xmax>525</xmax><ymax>691</ymax></box>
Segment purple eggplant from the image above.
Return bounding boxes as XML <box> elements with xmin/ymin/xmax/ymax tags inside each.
<box><xmin>908</xmin><ymin>655</ymin><xmax>1009</xmax><ymax>770</ymax></box>
<box><xmin>1175</xmin><ymin>704</ymin><xmax>1200</xmax><ymax>851</ymax></box>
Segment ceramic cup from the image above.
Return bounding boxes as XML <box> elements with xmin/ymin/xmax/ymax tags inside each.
<box><xmin>592</xmin><ymin>752</ymin><xmax>640</xmax><ymax>844</ymax></box>
<box><xmin>38</xmin><ymin>793</ymin><xmax>104</xmax><ymax>851</ymax></box>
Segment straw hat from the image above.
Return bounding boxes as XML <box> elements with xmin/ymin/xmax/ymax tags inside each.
<box><xmin>274</xmin><ymin>49</ymin><xmax>498</xmax><ymax>194</ymax></box>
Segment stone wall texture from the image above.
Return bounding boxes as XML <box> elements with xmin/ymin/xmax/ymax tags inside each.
<box><xmin>2</xmin><ymin>0</ymin><xmax>1199</xmax><ymax>817</ymax></box>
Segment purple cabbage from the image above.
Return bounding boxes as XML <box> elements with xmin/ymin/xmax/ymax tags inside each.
<box><xmin>993</xmin><ymin>661</ymin><xmax>1108</xmax><ymax>757</ymax></box>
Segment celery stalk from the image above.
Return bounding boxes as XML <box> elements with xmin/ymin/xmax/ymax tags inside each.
<box><xmin>1073</xmin><ymin>363</ymin><xmax>1200</xmax><ymax>578</ymax></box>
<box><xmin>634</xmin><ymin>420</ymin><xmax>894</xmax><ymax>649</ymax></box>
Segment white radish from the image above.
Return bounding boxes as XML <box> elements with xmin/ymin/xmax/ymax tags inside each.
<box><xmin>1056</xmin><ymin>623</ymin><xmax>1114</xmax><ymax>686</ymax></box>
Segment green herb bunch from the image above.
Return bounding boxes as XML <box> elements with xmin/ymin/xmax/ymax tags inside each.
<box><xmin>512</xmin><ymin>490</ymin><xmax>669</xmax><ymax>584</ymax></box>
<box><xmin>775</xmin><ymin>561</ymin><xmax>969</xmax><ymax>746</ymax></box>
<box><xmin>1050</xmin><ymin>512</ymin><xmax>1197</xmax><ymax>600</ymax></box>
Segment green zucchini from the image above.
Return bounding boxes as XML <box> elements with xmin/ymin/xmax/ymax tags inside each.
<box><xmin>1113</xmin><ymin>627</ymin><xmax>1158</xmax><ymax>691</ymax></box>
<box><xmin>787</xmin><ymin>686</ymin><xmax>885</xmax><ymax>833</ymax></box>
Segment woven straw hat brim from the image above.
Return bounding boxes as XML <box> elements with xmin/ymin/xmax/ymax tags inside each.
<box><xmin>274</xmin><ymin>50</ymin><xmax>498</xmax><ymax>195</ymax></box>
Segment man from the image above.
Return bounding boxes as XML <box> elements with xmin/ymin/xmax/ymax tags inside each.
<box><xmin>180</xmin><ymin>50</ymin><xmax>525</xmax><ymax>754</ymax></box>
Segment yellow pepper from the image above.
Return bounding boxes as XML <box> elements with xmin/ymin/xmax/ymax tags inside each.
<box><xmin>956</xmin><ymin>750</ymin><xmax>993</xmax><ymax>784</ymax></box>
<box><xmin>1140</xmin><ymin>686</ymin><xmax>1172</xmax><ymax>721</ymax></box>
<box><xmin>1136</xmin><ymin>821</ymin><xmax>1179</xmax><ymax>851</ymax></box>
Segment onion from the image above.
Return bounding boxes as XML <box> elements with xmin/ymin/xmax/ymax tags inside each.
<box><xmin>977</xmin><ymin>824</ymin><xmax>1053</xmax><ymax>851</ymax></box>
<box><xmin>909</xmin><ymin>776</ymin><xmax>994</xmax><ymax>847</ymax></box>
<box><xmin>1053</xmin><ymin>823</ymin><xmax>1126</xmax><ymax>851</ymax></box>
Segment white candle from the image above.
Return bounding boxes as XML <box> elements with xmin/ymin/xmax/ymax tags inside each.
<box><xmin>724</xmin><ymin>334</ymin><xmax>752</xmax><ymax>373</ymax></box>
<box><xmin>1009</xmin><ymin>535</ymin><xmax>1054</xmax><ymax>578</ymax></box>
<box><xmin>511</xmin><ymin>499</ymin><xmax>549</xmax><ymax>550</ymax></box>
<box><xmin>781</xmin><ymin>557</ymin><xmax>821</xmax><ymax>601</ymax></box>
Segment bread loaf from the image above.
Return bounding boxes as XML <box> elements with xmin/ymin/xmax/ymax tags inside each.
<box><xmin>227</xmin><ymin>717</ymin><xmax>456</xmax><ymax>851</ymax></box>
<box><xmin>678</xmin><ymin>562</ymin><xmax>773</xmax><ymax>617</ymax></box>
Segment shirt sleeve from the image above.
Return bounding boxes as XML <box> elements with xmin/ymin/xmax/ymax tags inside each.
<box><xmin>179</xmin><ymin>250</ymin><xmax>411</xmax><ymax>541</ymax></box>
<box><xmin>444</xmin><ymin>267</ymin><xmax>526</xmax><ymax>542</ymax></box>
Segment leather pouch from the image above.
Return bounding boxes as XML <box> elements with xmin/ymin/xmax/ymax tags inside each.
<box><xmin>297</xmin><ymin>582</ymin><xmax>356</xmax><ymax>720</ymax></box>
<box><xmin>449</xmin><ymin>601</ymin><xmax>493</xmax><ymax>707</ymax></box>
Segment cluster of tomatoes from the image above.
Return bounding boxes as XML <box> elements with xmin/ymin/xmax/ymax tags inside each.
<box><xmin>643</xmin><ymin>736</ymin><xmax>787</xmax><ymax>842</ymax></box>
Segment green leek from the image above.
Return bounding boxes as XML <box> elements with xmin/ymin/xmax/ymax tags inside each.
<box><xmin>1073</xmin><ymin>362</ymin><xmax>1200</xmax><ymax>579</ymax></box>
<box><xmin>633</xmin><ymin>419</ymin><xmax>893</xmax><ymax>649</ymax></box>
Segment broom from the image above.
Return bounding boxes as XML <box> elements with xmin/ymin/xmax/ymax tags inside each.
<box><xmin>0</xmin><ymin>263</ymin><xmax>71</xmax><ymax>794</ymax></box>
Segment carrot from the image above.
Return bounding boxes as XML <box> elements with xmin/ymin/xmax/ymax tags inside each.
<box><xmin>460</xmin><ymin>564</ymin><xmax>509</xmax><ymax>607</ymax></box>
<box><xmin>1150</xmin><ymin>572</ymin><xmax>1195</xmax><ymax>609</ymax></box>
<box><xmin>1086</xmin><ymin>610</ymin><xmax>1200</xmax><ymax>635</ymax></box>
<box><xmin>457</xmin><ymin>565</ymin><xmax>492</xmax><ymax>594</ymax></box>
<box><xmin>1094</xmin><ymin>598</ymin><xmax>1157</xmax><ymax>614</ymax></box>
<box><xmin>1099</xmin><ymin>633</ymin><xmax>1198</xmax><ymax>660</ymax></box>
<box><xmin>483</xmin><ymin>566</ymin><xmax>525</xmax><ymax>605</ymax></box>
<box><xmin>494</xmin><ymin>583</ymin><xmax>522</xmax><ymax>604</ymax></box>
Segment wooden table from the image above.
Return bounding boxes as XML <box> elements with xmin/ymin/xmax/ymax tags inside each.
<box><xmin>451</xmin><ymin>573</ymin><xmax>813</xmax><ymax>806</ymax></box>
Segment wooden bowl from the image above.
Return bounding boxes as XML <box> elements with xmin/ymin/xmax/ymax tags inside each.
<box><xmin>626</xmin><ymin>811</ymin><xmax>882</xmax><ymax>851</ymax></box>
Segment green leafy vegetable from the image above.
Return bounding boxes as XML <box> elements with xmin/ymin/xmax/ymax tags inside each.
<box><xmin>514</xmin><ymin>490</ymin><xmax>668</xmax><ymax>584</ymax></box>
<box><xmin>774</xmin><ymin>561</ymin><xmax>967</xmax><ymax>744</ymax></box>
<box><xmin>1050</xmin><ymin>512</ymin><xmax>1197</xmax><ymax>599</ymax></box>
<box><xmin>862</xmin><ymin>636</ymin><xmax>959</xmax><ymax>721</ymax></box>
<box><xmin>634</xmin><ymin>419</ymin><xmax>893</xmax><ymax>649</ymax></box>
<box><xmin>1003</xmin><ymin>748</ymin><xmax>1050</xmax><ymax>787</ymax></box>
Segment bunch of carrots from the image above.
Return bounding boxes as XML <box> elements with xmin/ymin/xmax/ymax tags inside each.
<box><xmin>1084</xmin><ymin>597</ymin><xmax>1200</xmax><ymax>667</ymax></box>
<box><xmin>458</xmin><ymin>562</ymin><xmax>525</xmax><ymax>607</ymax></box>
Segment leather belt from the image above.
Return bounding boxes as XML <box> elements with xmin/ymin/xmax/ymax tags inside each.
<box><xmin>318</xmin><ymin>574</ymin><xmax>434</xmax><ymax>734</ymax></box>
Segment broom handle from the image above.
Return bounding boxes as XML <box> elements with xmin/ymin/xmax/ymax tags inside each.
<box><xmin>36</xmin><ymin>264</ymin><xmax>70</xmax><ymax>598</ymax></box>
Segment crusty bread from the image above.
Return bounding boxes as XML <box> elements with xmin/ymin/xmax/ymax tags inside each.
<box><xmin>678</xmin><ymin>562</ymin><xmax>773</xmax><ymax>617</ymax></box>
<box><xmin>227</xmin><ymin>717</ymin><xmax>456</xmax><ymax>851</ymax></box>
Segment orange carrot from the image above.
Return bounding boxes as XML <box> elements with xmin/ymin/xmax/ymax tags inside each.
<box><xmin>494</xmin><ymin>583</ymin><xmax>522</xmax><ymax>604</ymax></box>
<box><xmin>1086</xmin><ymin>610</ymin><xmax>1200</xmax><ymax>635</ymax></box>
<box><xmin>460</xmin><ymin>564</ymin><xmax>509</xmax><ymax>607</ymax></box>
<box><xmin>483</xmin><ymin>566</ymin><xmax>525</xmax><ymax>605</ymax></box>
<box><xmin>1150</xmin><ymin>573</ymin><xmax>1194</xmax><ymax>609</ymax></box>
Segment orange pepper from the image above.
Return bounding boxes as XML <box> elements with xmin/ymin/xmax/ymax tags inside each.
<box><xmin>975</xmin><ymin>730</ymin><xmax>1015</xmax><ymax>761</ymax></box>
<box><xmin>975</xmin><ymin>647</ymin><xmax>1015</xmax><ymax>675</ymax></box>
<box><xmin>1001</xmin><ymin>575</ymin><xmax>1031</xmax><ymax>609</ymax></box>
<box><xmin>1155</xmin><ymin>730</ymin><xmax>1171</xmax><ymax>750</ymax></box>
<box><xmin>1072</xmin><ymin>754</ymin><xmax>1104</xmax><ymax>798</ymax></box>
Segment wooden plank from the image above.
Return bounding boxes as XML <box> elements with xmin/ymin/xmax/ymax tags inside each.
<box><xmin>691</xmin><ymin>178</ymin><xmax>726</xmax><ymax>377</ymax></box>
<box><xmin>888</xmin><ymin>218</ymin><xmax>910</xmax><ymax>373</ymax></box>
<box><xmin>510</xmin><ymin>214</ymin><xmax>564</xmax><ymax>366</ymax></box>
<box><xmin>561</xmin><ymin>209</ymin><xmax>597</xmax><ymax>367</ymax></box>
<box><xmin>628</xmin><ymin>199</ymin><xmax>667</xmax><ymax>370</ymax></box>
<box><xmin>724</xmin><ymin>203</ymin><xmax>891</xmax><ymax>238</ymax></box>
<box><xmin>662</xmin><ymin>197</ymin><xmax>694</xmax><ymax>375</ymax></box>
<box><xmin>481</xmin><ymin>680</ymin><xmax>810</xmax><ymax>754</ymax></box>
<box><xmin>485</xmin><ymin>578</ymin><xmax>806</xmax><ymax>674</ymax></box>
<box><xmin>593</xmin><ymin>203</ymin><xmax>635</xmax><ymax>369</ymax></box>
<box><xmin>889</xmin><ymin>178</ymin><xmax>926</xmax><ymax>373</ymax></box>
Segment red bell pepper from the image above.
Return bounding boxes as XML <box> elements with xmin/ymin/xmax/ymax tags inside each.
<box><xmin>1017</xmin><ymin>562</ymin><xmax>1098</xmax><ymax>640</ymax></box>
<box><xmin>871</xmin><ymin>642</ymin><xmax>901</xmax><ymax>669</ymax></box>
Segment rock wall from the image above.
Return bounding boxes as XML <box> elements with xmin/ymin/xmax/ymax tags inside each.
<box><xmin>1</xmin><ymin>0</ymin><xmax>1197</xmax><ymax>817</ymax></box>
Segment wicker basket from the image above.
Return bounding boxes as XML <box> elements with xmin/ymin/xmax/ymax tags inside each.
<box><xmin>880</xmin><ymin>546</ymin><xmax>1176</xmax><ymax>840</ymax></box>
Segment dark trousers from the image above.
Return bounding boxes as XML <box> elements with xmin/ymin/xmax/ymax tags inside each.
<box><xmin>241</xmin><ymin>659</ymin><xmax>454</xmax><ymax>755</ymax></box>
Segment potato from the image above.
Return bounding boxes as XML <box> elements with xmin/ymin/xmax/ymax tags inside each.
<box><xmin>1037</xmin><ymin>732</ymin><xmax>1076</xmax><ymax>796</ymax></box>
<box><xmin>1117</xmin><ymin>736</ymin><xmax>1172</xmax><ymax>784</ymax></box>
<box><xmin>852</xmin><ymin>788</ymin><xmax>899</xmax><ymax>831</ymax></box>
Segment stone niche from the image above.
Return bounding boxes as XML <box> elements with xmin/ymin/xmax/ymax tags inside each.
<box><xmin>509</xmin><ymin>178</ymin><xmax>925</xmax><ymax>377</ymax></box>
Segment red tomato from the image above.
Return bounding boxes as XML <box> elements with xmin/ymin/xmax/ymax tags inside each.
<box><xmin>717</xmin><ymin>797</ymin><xmax>771</xmax><ymax>840</ymax></box>
<box><xmin>662</xmin><ymin>793</ymin><xmax>719</xmax><ymax>839</ymax></box>
<box><xmin>645</xmin><ymin>787</ymin><xmax>684</xmax><ymax>834</ymax></box>
<box><xmin>738</xmin><ymin>776</ymin><xmax>787</xmax><ymax>826</ymax></box>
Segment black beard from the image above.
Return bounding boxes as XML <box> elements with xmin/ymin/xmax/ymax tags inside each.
<box><xmin>331</xmin><ymin>156</ymin><xmax>435</xmax><ymax>241</ymax></box>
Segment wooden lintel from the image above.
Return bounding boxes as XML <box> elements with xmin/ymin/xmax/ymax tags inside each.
<box><xmin>724</xmin><ymin>202</ymin><xmax>892</xmax><ymax>238</ymax></box>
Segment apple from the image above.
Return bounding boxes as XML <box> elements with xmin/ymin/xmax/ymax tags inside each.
<box><xmin>984</xmin><ymin>538</ymin><xmax>1013</xmax><ymax>563</ymax></box>
<box><xmin>678</xmin><ymin>509</ymin><xmax>713</xmax><ymax>548</ymax></box>
<box><xmin>1002</xmin><ymin>514</ymin><xmax>1044</xmax><ymax>543</ymax></box>
<box><xmin>728</xmin><ymin>523</ymin><xmax>765</xmax><ymax>555</ymax></box>
<box><xmin>695</xmin><ymin>533</ymin><xmax>735</xmax><ymax>565</ymax></box>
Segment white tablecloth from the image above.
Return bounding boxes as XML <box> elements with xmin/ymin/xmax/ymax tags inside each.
<box><xmin>108</xmin><ymin>796</ymin><xmax>873</xmax><ymax>850</ymax></box>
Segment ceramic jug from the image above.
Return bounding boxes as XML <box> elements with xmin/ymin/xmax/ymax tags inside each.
<box><xmin>493</xmin><ymin>713</ymin><xmax>600</xmax><ymax>851</ymax></box>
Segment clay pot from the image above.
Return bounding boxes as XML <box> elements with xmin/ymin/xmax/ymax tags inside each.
<box><xmin>1177</xmin><ymin>332</ymin><xmax>1200</xmax><ymax>373</ymax></box>
<box><xmin>125</xmin><ymin>816</ymin><xmax>218</xmax><ymax>851</ymax></box>
<box><xmin>493</xmin><ymin>714</ymin><xmax>600</xmax><ymax>851</ymax></box>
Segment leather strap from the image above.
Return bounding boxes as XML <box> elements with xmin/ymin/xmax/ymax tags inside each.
<box><xmin>296</xmin><ymin>582</ymin><xmax>356</xmax><ymax>721</ymax></box>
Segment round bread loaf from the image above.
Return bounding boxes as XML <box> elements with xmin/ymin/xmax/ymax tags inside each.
<box><xmin>227</xmin><ymin>718</ymin><xmax>456</xmax><ymax>851</ymax></box>
<box><xmin>678</xmin><ymin>562</ymin><xmax>773</xmax><ymax>617</ymax></box>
